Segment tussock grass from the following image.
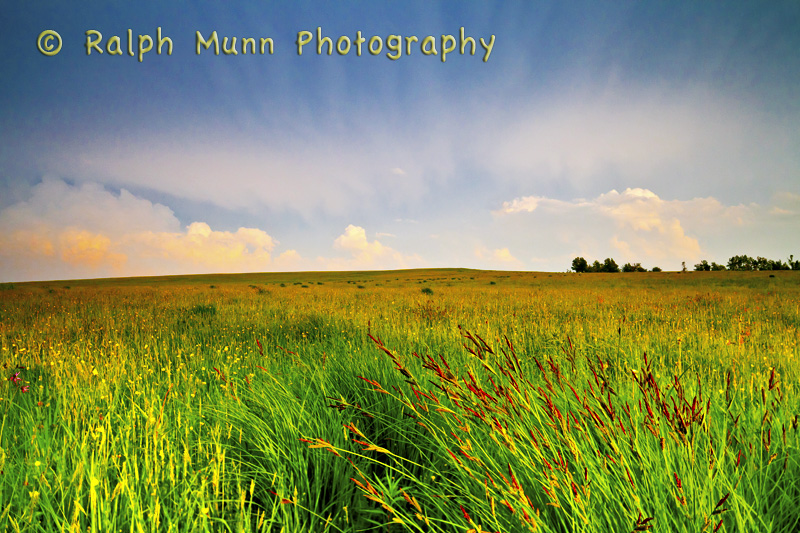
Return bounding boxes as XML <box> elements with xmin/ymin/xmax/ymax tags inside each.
<box><xmin>0</xmin><ymin>269</ymin><xmax>798</xmax><ymax>531</ymax></box>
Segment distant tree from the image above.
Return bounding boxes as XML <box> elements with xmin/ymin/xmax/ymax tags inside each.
<box><xmin>790</xmin><ymin>255</ymin><xmax>800</xmax><ymax>270</ymax></box>
<box><xmin>589</xmin><ymin>260</ymin><xmax>603</xmax><ymax>273</ymax></box>
<box><xmin>681</xmin><ymin>261</ymin><xmax>687</xmax><ymax>272</ymax></box>
<box><xmin>571</xmin><ymin>257</ymin><xmax>589</xmax><ymax>273</ymax></box>
<box><xmin>710</xmin><ymin>262</ymin><xmax>726</xmax><ymax>271</ymax></box>
<box><xmin>651</xmin><ymin>266</ymin><xmax>662</xmax><ymax>272</ymax></box>
<box><xmin>754</xmin><ymin>256</ymin><xmax>771</xmax><ymax>271</ymax></box>
<box><xmin>694</xmin><ymin>260</ymin><xmax>711</xmax><ymax>271</ymax></box>
<box><xmin>623</xmin><ymin>262</ymin><xmax>646</xmax><ymax>272</ymax></box>
<box><xmin>602</xmin><ymin>258</ymin><xmax>620</xmax><ymax>273</ymax></box>
<box><xmin>768</xmin><ymin>259</ymin><xmax>790</xmax><ymax>270</ymax></box>
<box><xmin>727</xmin><ymin>255</ymin><xmax>755</xmax><ymax>271</ymax></box>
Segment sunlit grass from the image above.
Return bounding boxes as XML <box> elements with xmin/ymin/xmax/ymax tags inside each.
<box><xmin>0</xmin><ymin>269</ymin><xmax>798</xmax><ymax>531</ymax></box>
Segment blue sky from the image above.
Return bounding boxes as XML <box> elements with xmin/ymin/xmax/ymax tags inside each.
<box><xmin>1</xmin><ymin>1</ymin><xmax>799</xmax><ymax>281</ymax></box>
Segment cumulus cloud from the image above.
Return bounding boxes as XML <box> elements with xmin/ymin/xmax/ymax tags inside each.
<box><xmin>0</xmin><ymin>179</ymin><xmax>282</xmax><ymax>281</ymax></box>
<box><xmin>493</xmin><ymin>187</ymin><xmax>782</xmax><ymax>267</ymax></box>
<box><xmin>495</xmin><ymin>195</ymin><xmax>582</xmax><ymax>215</ymax></box>
<box><xmin>127</xmin><ymin>222</ymin><xmax>277</xmax><ymax>272</ymax></box>
<box><xmin>493</xmin><ymin>248</ymin><xmax>519</xmax><ymax>263</ymax></box>
<box><xmin>0</xmin><ymin>180</ymin><xmax>430</xmax><ymax>280</ymax></box>
<box><xmin>474</xmin><ymin>245</ymin><xmax>523</xmax><ymax>269</ymax></box>
<box><xmin>0</xmin><ymin>178</ymin><xmax>179</xmax><ymax>235</ymax></box>
<box><xmin>321</xmin><ymin>224</ymin><xmax>423</xmax><ymax>270</ymax></box>
<box><xmin>498</xmin><ymin>187</ymin><xmax>753</xmax><ymax>227</ymax></box>
<box><xmin>59</xmin><ymin>229</ymin><xmax>127</xmax><ymax>270</ymax></box>
<box><xmin>273</xmin><ymin>249</ymin><xmax>303</xmax><ymax>269</ymax></box>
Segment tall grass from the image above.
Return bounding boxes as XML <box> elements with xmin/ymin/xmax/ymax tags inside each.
<box><xmin>0</xmin><ymin>269</ymin><xmax>797</xmax><ymax>531</ymax></box>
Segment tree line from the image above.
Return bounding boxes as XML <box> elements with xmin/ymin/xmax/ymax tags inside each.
<box><xmin>570</xmin><ymin>257</ymin><xmax>660</xmax><ymax>273</ymax></box>
<box><xmin>571</xmin><ymin>254</ymin><xmax>800</xmax><ymax>273</ymax></box>
<box><xmin>693</xmin><ymin>254</ymin><xmax>800</xmax><ymax>271</ymax></box>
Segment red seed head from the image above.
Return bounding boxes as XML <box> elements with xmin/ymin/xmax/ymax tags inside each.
<box><xmin>460</xmin><ymin>504</ymin><xmax>472</xmax><ymax>522</ymax></box>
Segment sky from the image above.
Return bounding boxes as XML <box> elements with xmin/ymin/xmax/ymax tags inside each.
<box><xmin>1</xmin><ymin>1</ymin><xmax>799</xmax><ymax>282</ymax></box>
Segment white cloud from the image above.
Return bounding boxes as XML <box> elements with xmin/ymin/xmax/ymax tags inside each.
<box><xmin>497</xmin><ymin>195</ymin><xmax>582</xmax><ymax>214</ymax></box>
<box><xmin>321</xmin><ymin>224</ymin><xmax>423</xmax><ymax>270</ymax></box>
<box><xmin>497</xmin><ymin>196</ymin><xmax>540</xmax><ymax>214</ymax></box>
<box><xmin>474</xmin><ymin>245</ymin><xmax>523</xmax><ymax>268</ymax></box>
<box><xmin>0</xmin><ymin>180</ymin><xmax>431</xmax><ymax>280</ymax></box>
<box><xmin>0</xmin><ymin>178</ymin><xmax>179</xmax><ymax>234</ymax></box>
<box><xmin>493</xmin><ymin>187</ymin><xmax>775</xmax><ymax>267</ymax></box>
<box><xmin>0</xmin><ymin>179</ymin><xmax>282</xmax><ymax>281</ymax></box>
<box><xmin>127</xmin><ymin>223</ymin><xmax>276</xmax><ymax>272</ymax></box>
<box><xmin>274</xmin><ymin>249</ymin><xmax>303</xmax><ymax>269</ymax></box>
<box><xmin>493</xmin><ymin>247</ymin><xmax>521</xmax><ymax>265</ymax></box>
<box><xmin>59</xmin><ymin>229</ymin><xmax>127</xmax><ymax>271</ymax></box>
<box><xmin>334</xmin><ymin>225</ymin><xmax>384</xmax><ymax>255</ymax></box>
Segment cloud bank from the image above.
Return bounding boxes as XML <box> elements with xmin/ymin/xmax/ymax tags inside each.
<box><xmin>494</xmin><ymin>187</ymin><xmax>797</xmax><ymax>269</ymax></box>
<box><xmin>0</xmin><ymin>179</ymin><xmax>426</xmax><ymax>281</ymax></box>
<box><xmin>0</xmin><ymin>179</ymin><xmax>797</xmax><ymax>281</ymax></box>
<box><xmin>0</xmin><ymin>179</ymin><xmax>279</xmax><ymax>280</ymax></box>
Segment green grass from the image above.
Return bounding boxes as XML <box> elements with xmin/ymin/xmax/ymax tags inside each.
<box><xmin>0</xmin><ymin>269</ymin><xmax>798</xmax><ymax>531</ymax></box>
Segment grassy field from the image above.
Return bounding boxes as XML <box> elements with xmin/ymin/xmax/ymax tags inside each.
<box><xmin>0</xmin><ymin>268</ymin><xmax>798</xmax><ymax>532</ymax></box>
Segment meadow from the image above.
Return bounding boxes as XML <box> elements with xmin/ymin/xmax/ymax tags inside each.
<box><xmin>0</xmin><ymin>268</ymin><xmax>798</xmax><ymax>532</ymax></box>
